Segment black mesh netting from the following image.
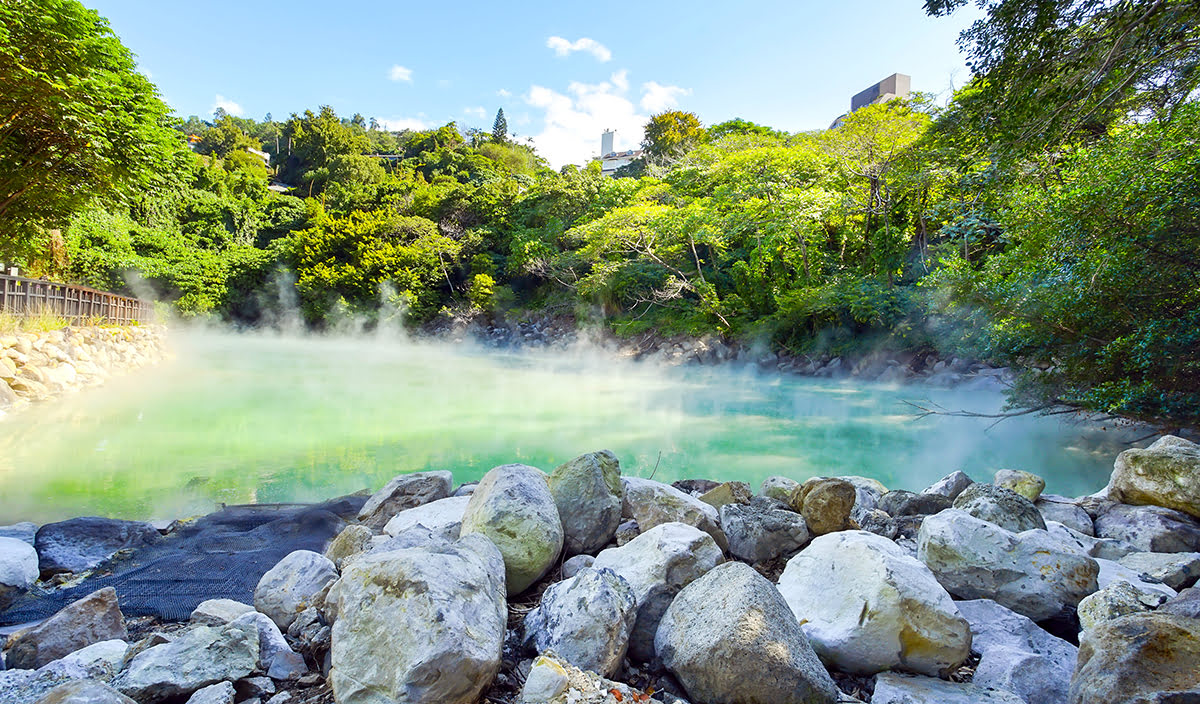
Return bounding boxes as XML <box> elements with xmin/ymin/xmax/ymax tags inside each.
<box><xmin>0</xmin><ymin>496</ymin><xmax>365</xmax><ymax>626</ymax></box>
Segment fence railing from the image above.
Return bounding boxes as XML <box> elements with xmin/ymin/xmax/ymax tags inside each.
<box><xmin>0</xmin><ymin>274</ymin><xmax>155</xmax><ymax>325</ymax></box>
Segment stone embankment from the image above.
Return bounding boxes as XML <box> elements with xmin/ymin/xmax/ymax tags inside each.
<box><xmin>4</xmin><ymin>437</ymin><xmax>1200</xmax><ymax>703</ymax></box>
<box><xmin>0</xmin><ymin>325</ymin><xmax>168</xmax><ymax>415</ymax></box>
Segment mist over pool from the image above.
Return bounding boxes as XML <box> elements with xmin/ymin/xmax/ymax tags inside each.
<box><xmin>0</xmin><ymin>330</ymin><xmax>1135</xmax><ymax>523</ymax></box>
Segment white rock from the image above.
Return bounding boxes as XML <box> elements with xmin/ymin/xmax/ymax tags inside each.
<box><xmin>1117</xmin><ymin>551</ymin><xmax>1200</xmax><ymax>590</ymax></box>
<box><xmin>778</xmin><ymin>530</ymin><xmax>971</xmax><ymax>676</ymax></box>
<box><xmin>1077</xmin><ymin>580</ymin><xmax>1164</xmax><ymax>631</ymax></box>
<box><xmin>189</xmin><ymin>599</ymin><xmax>255</xmax><ymax>626</ymax></box>
<box><xmin>0</xmin><ymin>536</ymin><xmax>38</xmax><ymax>608</ymax></box>
<box><xmin>520</xmin><ymin>655</ymin><xmax>569</xmax><ymax>703</ymax></box>
<box><xmin>112</xmin><ymin>621</ymin><xmax>259</xmax><ymax>703</ymax></box>
<box><xmin>956</xmin><ymin>599</ymin><xmax>1077</xmax><ymax>704</ymax></box>
<box><xmin>357</xmin><ymin>470</ymin><xmax>453</xmax><ymax>530</ymax></box>
<box><xmin>872</xmin><ymin>672</ymin><xmax>1025</xmax><ymax>703</ymax></box>
<box><xmin>382</xmin><ymin>495</ymin><xmax>470</xmax><ymax>541</ymax></box>
<box><xmin>917</xmin><ymin>509</ymin><xmax>1098</xmax><ymax>621</ymax></box>
<box><xmin>523</xmin><ymin>568</ymin><xmax>636</xmax><ymax>678</ymax></box>
<box><xmin>547</xmin><ymin>450</ymin><xmax>623</xmax><ymax>555</ymax></box>
<box><xmin>253</xmin><ymin>550</ymin><xmax>338</xmax><ymax>630</ymax></box>
<box><xmin>923</xmin><ymin>470</ymin><xmax>975</xmax><ymax>499</ymax></box>
<box><xmin>620</xmin><ymin>477</ymin><xmax>727</xmax><ymax>551</ymax></box>
<box><xmin>591</xmin><ymin>522</ymin><xmax>723</xmax><ymax>661</ymax></box>
<box><xmin>1094</xmin><ymin>557</ymin><xmax>1176</xmax><ymax>599</ymax></box>
<box><xmin>35</xmin><ymin>639</ymin><xmax>130</xmax><ymax>682</ymax></box>
<box><xmin>229</xmin><ymin>611</ymin><xmax>305</xmax><ymax>680</ymax></box>
<box><xmin>183</xmin><ymin>682</ymin><xmax>235</xmax><ymax>704</ymax></box>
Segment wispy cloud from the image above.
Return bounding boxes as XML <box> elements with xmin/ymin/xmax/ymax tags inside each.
<box><xmin>497</xmin><ymin>88</ymin><xmax>512</xmax><ymax>98</ymax></box>
<box><xmin>378</xmin><ymin>116</ymin><xmax>428</xmax><ymax>131</ymax></box>
<box><xmin>524</xmin><ymin>71</ymin><xmax>645</xmax><ymax>168</ymax></box>
<box><xmin>212</xmin><ymin>94</ymin><xmax>243</xmax><ymax>117</ymax></box>
<box><xmin>546</xmin><ymin>36</ymin><xmax>612</xmax><ymax>62</ymax></box>
<box><xmin>464</xmin><ymin>106</ymin><xmax>487</xmax><ymax>119</ymax></box>
<box><xmin>388</xmin><ymin>64</ymin><xmax>413</xmax><ymax>82</ymax></box>
<box><xmin>640</xmin><ymin>82</ymin><xmax>691</xmax><ymax>113</ymax></box>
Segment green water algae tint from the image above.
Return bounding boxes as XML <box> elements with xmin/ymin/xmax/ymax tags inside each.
<box><xmin>0</xmin><ymin>331</ymin><xmax>1133</xmax><ymax>523</ymax></box>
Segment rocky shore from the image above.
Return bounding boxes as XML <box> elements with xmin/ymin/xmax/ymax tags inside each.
<box><xmin>3</xmin><ymin>436</ymin><xmax>1200</xmax><ymax>704</ymax></box>
<box><xmin>0</xmin><ymin>325</ymin><xmax>168</xmax><ymax>415</ymax></box>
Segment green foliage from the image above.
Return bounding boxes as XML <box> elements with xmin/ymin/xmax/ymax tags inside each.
<box><xmin>492</xmin><ymin>108</ymin><xmax>508</xmax><ymax>143</ymax></box>
<box><xmin>642</xmin><ymin>111</ymin><xmax>705</xmax><ymax>164</ymax></box>
<box><xmin>468</xmin><ymin>273</ymin><xmax>495</xmax><ymax>311</ymax></box>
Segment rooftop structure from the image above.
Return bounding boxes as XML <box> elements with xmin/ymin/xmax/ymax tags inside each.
<box><xmin>597</xmin><ymin>130</ymin><xmax>644</xmax><ymax>177</ymax></box>
<box><xmin>830</xmin><ymin>73</ymin><xmax>912</xmax><ymax>129</ymax></box>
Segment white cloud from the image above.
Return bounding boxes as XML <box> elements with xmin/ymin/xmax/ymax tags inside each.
<box><xmin>546</xmin><ymin>36</ymin><xmax>612</xmax><ymax>62</ymax></box>
<box><xmin>464</xmin><ymin>106</ymin><xmax>487</xmax><ymax>119</ymax></box>
<box><xmin>640</xmin><ymin>82</ymin><xmax>691</xmax><ymax>113</ymax></box>
<box><xmin>497</xmin><ymin>88</ymin><xmax>512</xmax><ymax>98</ymax></box>
<box><xmin>212</xmin><ymin>94</ymin><xmax>243</xmax><ymax>117</ymax></box>
<box><xmin>388</xmin><ymin>64</ymin><xmax>413</xmax><ymax>82</ymax></box>
<box><xmin>378</xmin><ymin>116</ymin><xmax>428</xmax><ymax>132</ymax></box>
<box><xmin>524</xmin><ymin>73</ymin><xmax>647</xmax><ymax>169</ymax></box>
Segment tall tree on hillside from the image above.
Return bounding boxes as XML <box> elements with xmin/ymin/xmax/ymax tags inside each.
<box><xmin>926</xmin><ymin>0</ymin><xmax>1200</xmax><ymax>152</ymax></box>
<box><xmin>492</xmin><ymin>109</ymin><xmax>508</xmax><ymax>143</ymax></box>
<box><xmin>642</xmin><ymin>111</ymin><xmax>705</xmax><ymax>165</ymax></box>
<box><xmin>0</xmin><ymin>0</ymin><xmax>181</xmax><ymax>266</ymax></box>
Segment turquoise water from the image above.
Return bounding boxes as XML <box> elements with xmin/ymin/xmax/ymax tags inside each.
<box><xmin>0</xmin><ymin>331</ymin><xmax>1133</xmax><ymax>524</ymax></box>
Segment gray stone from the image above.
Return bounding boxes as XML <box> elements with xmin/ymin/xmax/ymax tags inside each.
<box><xmin>591</xmin><ymin>522</ymin><xmax>723</xmax><ymax>662</ymax></box>
<box><xmin>523</xmin><ymin>568</ymin><xmax>636</xmax><ymax>677</ymax></box>
<box><xmin>655</xmin><ymin>562</ymin><xmax>838</xmax><ymax>704</ymax></box>
<box><xmin>0</xmin><ymin>535</ymin><xmax>38</xmax><ymax>609</ymax></box>
<box><xmin>1036</xmin><ymin>495</ymin><xmax>1094</xmax><ymax>536</ymax></box>
<box><xmin>322</xmin><ymin>524</ymin><xmax>373</xmax><ymax>570</ymax></box>
<box><xmin>560</xmin><ymin>554</ymin><xmax>594</xmax><ymax>579</ymax></box>
<box><xmin>229</xmin><ymin>611</ymin><xmax>305</xmax><ymax>680</ymax></box>
<box><xmin>235</xmin><ymin>676</ymin><xmax>274</xmax><ymax>699</ymax></box>
<box><xmin>189</xmin><ymin>598</ymin><xmax>255</xmax><ymax>626</ymax></box>
<box><xmin>923</xmin><ymin>471</ymin><xmax>974</xmax><ymax>500</ymax></box>
<box><xmin>326</xmin><ymin>534</ymin><xmax>506</xmax><ymax>704</ymax></box>
<box><xmin>917</xmin><ymin>509</ymin><xmax>1098</xmax><ymax>620</ymax></box>
<box><xmin>719</xmin><ymin>496</ymin><xmax>810</xmax><ymax>564</ymax></box>
<box><xmin>520</xmin><ymin>655</ymin><xmax>568</xmax><ymax>703</ymax></box>
<box><xmin>183</xmin><ymin>682</ymin><xmax>235</xmax><ymax>704</ymax></box>
<box><xmin>460</xmin><ymin>464</ymin><xmax>564</xmax><ymax>595</ymax></box>
<box><xmin>1070</xmin><ymin>612</ymin><xmax>1200</xmax><ymax>704</ymax></box>
<box><xmin>1110</xmin><ymin>435</ymin><xmax>1200</xmax><ymax>519</ymax></box>
<box><xmin>759</xmin><ymin>475</ymin><xmax>800</xmax><ymax>502</ymax></box>
<box><xmin>1094</xmin><ymin>502</ymin><xmax>1200</xmax><ymax>553</ymax></box>
<box><xmin>697</xmin><ymin>481</ymin><xmax>753</xmax><ymax>510</ymax></box>
<box><xmin>1117</xmin><ymin>551</ymin><xmax>1200</xmax><ymax>590</ymax></box>
<box><xmin>621</xmin><ymin>477</ymin><xmax>727</xmax><ymax>551</ymax></box>
<box><xmin>0</xmin><ymin>522</ymin><xmax>36</xmax><ymax>546</ymax></box>
<box><xmin>1077</xmin><ymin>580</ymin><xmax>1164</xmax><ymax>631</ymax></box>
<box><xmin>1161</xmin><ymin>586</ymin><xmax>1200</xmax><ymax>619</ymax></box>
<box><xmin>956</xmin><ymin>599</ymin><xmax>1077</xmax><ymax>704</ymax></box>
<box><xmin>34</xmin><ymin>517</ymin><xmax>161</xmax><ymax>576</ymax></box>
<box><xmin>872</xmin><ymin>672</ymin><xmax>1025</xmax><ymax>703</ymax></box>
<box><xmin>381</xmin><ymin>495</ymin><xmax>470</xmax><ymax>542</ymax></box>
<box><xmin>35</xmin><ymin>639</ymin><xmax>129</xmax><ymax>683</ymax></box>
<box><xmin>1096</xmin><ymin>557</ymin><xmax>1178</xmax><ymax>599</ymax></box>
<box><xmin>112</xmin><ymin>620</ymin><xmax>259</xmax><ymax>703</ymax></box>
<box><xmin>253</xmin><ymin>550</ymin><xmax>338</xmax><ymax>630</ymax></box>
<box><xmin>878</xmin><ymin>490</ymin><xmax>952</xmax><ymax>517</ymax></box>
<box><xmin>778</xmin><ymin>530</ymin><xmax>970</xmax><ymax>676</ymax></box>
<box><xmin>547</xmin><ymin>450</ymin><xmax>623</xmax><ymax>555</ymax></box>
<box><xmin>858</xmin><ymin>508</ymin><xmax>899</xmax><ymax>540</ymax></box>
<box><xmin>5</xmin><ymin>587</ymin><xmax>127</xmax><ymax>670</ymax></box>
<box><xmin>33</xmin><ymin>680</ymin><xmax>136</xmax><ymax>704</ymax></box>
<box><xmin>994</xmin><ymin>469</ymin><xmax>1046</xmax><ymax>502</ymax></box>
<box><xmin>953</xmin><ymin>483</ymin><xmax>1046</xmax><ymax>532</ymax></box>
<box><xmin>356</xmin><ymin>470</ymin><xmax>453</xmax><ymax>530</ymax></box>
<box><xmin>1044</xmin><ymin>520</ymin><xmax>1136</xmax><ymax>561</ymax></box>
<box><xmin>614</xmin><ymin>519</ymin><xmax>639</xmax><ymax>546</ymax></box>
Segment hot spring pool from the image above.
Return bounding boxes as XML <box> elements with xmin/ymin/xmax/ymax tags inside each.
<box><xmin>0</xmin><ymin>330</ymin><xmax>1135</xmax><ymax>523</ymax></box>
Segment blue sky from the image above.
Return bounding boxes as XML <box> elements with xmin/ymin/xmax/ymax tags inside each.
<box><xmin>89</xmin><ymin>0</ymin><xmax>982</xmax><ymax>168</ymax></box>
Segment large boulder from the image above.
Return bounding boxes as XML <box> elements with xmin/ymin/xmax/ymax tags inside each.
<box><xmin>230</xmin><ymin>610</ymin><xmax>308</xmax><ymax>680</ymax></box>
<box><xmin>591</xmin><ymin>522</ymin><xmax>723</xmax><ymax>661</ymax></box>
<box><xmin>922</xmin><ymin>470</ymin><xmax>974</xmax><ymax>500</ymax></box>
<box><xmin>777</xmin><ymin>530</ymin><xmax>971</xmax><ymax>676</ymax></box>
<box><xmin>253</xmin><ymin>550</ymin><xmax>338</xmax><ymax>630</ymax></box>
<box><xmin>1070</xmin><ymin>612</ymin><xmax>1200</xmax><ymax>704</ymax></box>
<box><xmin>1117</xmin><ymin>551</ymin><xmax>1200</xmax><ymax>590</ymax></box>
<box><xmin>5</xmin><ymin>587</ymin><xmax>127</xmax><ymax>670</ymax></box>
<box><xmin>112</xmin><ymin>620</ymin><xmax>259</xmax><ymax>703</ymax></box>
<box><xmin>381</xmin><ymin>495</ymin><xmax>470</xmax><ymax>542</ymax></box>
<box><xmin>357</xmin><ymin>470</ymin><xmax>453</xmax><ymax>530</ymax></box>
<box><xmin>621</xmin><ymin>477</ymin><xmax>727</xmax><ymax>551</ymax></box>
<box><xmin>953</xmin><ymin>483</ymin><xmax>1046</xmax><ymax>533</ymax></box>
<box><xmin>0</xmin><ymin>522</ymin><xmax>36</xmax><ymax>546</ymax></box>
<box><xmin>956</xmin><ymin>599</ymin><xmax>1078</xmax><ymax>704</ymax></box>
<box><xmin>326</xmin><ymin>534</ymin><xmax>506</xmax><ymax>704</ymax></box>
<box><xmin>188</xmin><ymin>598</ymin><xmax>254</xmax><ymax>626</ymax></box>
<box><xmin>698</xmin><ymin>481</ymin><xmax>753</xmax><ymax>509</ymax></box>
<box><xmin>720</xmin><ymin>496</ymin><xmax>810</xmax><ymax>564</ymax></box>
<box><xmin>1095</xmin><ymin>556</ymin><xmax>1177</xmax><ymax>599</ymax></box>
<box><xmin>1077</xmin><ymin>580</ymin><xmax>1164</xmax><ymax>631</ymax></box>
<box><xmin>1110</xmin><ymin>435</ymin><xmax>1200</xmax><ymax>519</ymax></box>
<box><xmin>655</xmin><ymin>561</ymin><xmax>839</xmax><ymax>704</ymax></box>
<box><xmin>181</xmin><ymin>682</ymin><xmax>234</xmax><ymax>704</ymax></box>
<box><xmin>33</xmin><ymin>680</ymin><xmax>136</xmax><ymax>704</ymax></box>
<box><xmin>323</xmin><ymin>524</ymin><xmax>374</xmax><ymax>570</ymax></box>
<box><xmin>522</xmin><ymin>567</ymin><xmax>636</xmax><ymax>678</ymax></box>
<box><xmin>1036</xmin><ymin>495</ymin><xmax>1095</xmax><ymax>536</ymax></box>
<box><xmin>1161</xmin><ymin>587</ymin><xmax>1200</xmax><ymax>619</ymax></box>
<box><xmin>34</xmin><ymin>517</ymin><xmax>161</xmax><ymax>576</ymax></box>
<box><xmin>759</xmin><ymin>475</ymin><xmax>800</xmax><ymax>502</ymax></box>
<box><xmin>917</xmin><ymin>509</ymin><xmax>1098</xmax><ymax>620</ymax></box>
<box><xmin>1093</xmin><ymin>502</ymin><xmax>1200</xmax><ymax>552</ymax></box>
<box><xmin>878</xmin><ymin>490</ymin><xmax>952</xmax><ymax>518</ymax></box>
<box><xmin>789</xmin><ymin>477</ymin><xmax>857</xmax><ymax>536</ymax></box>
<box><xmin>994</xmin><ymin>469</ymin><xmax>1046</xmax><ymax>502</ymax></box>
<box><xmin>460</xmin><ymin>464</ymin><xmax>563</xmax><ymax>595</ymax></box>
<box><xmin>872</xmin><ymin>672</ymin><xmax>1025</xmax><ymax>704</ymax></box>
<box><xmin>0</xmin><ymin>535</ymin><xmax>38</xmax><ymax>609</ymax></box>
<box><xmin>547</xmin><ymin>450</ymin><xmax>623</xmax><ymax>555</ymax></box>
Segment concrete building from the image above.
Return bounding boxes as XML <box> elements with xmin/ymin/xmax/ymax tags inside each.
<box><xmin>830</xmin><ymin>73</ymin><xmax>912</xmax><ymax>129</ymax></box>
<box><xmin>597</xmin><ymin>129</ymin><xmax>644</xmax><ymax>177</ymax></box>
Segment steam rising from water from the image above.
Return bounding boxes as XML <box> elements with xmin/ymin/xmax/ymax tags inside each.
<box><xmin>0</xmin><ymin>329</ymin><xmax>1137</xmax><ymax>523</ymax></box>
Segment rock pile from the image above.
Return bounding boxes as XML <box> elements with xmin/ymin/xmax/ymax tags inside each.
<box><xmin>0</xmin><ymin>325</ymin><xmax>167</xmax><ymax>414</ymax></box>
<box><xmin>4</xmin><ymin>435</ymin><xmax>1200</xmax><ymax>703</ymax></box>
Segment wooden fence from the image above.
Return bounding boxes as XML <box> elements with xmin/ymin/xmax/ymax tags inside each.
<box><xmin>0</xmin><ymin>273</ymin><xmax>155</xmax><ymax>325</ymax></box>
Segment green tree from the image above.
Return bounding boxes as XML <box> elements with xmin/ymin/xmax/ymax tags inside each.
<box><xmin>492</xmin><ymin>108</ymin><xmax>508</xmax><ymax>143</ymax></box>
<box><xmin>642</xmin><ymin>111</ymin><xmax>705</xmax><ymax>165</ymax></box>
<box><xmin>0</xmin><ymin>0</ymin><xmax>182</xmax><ymax>265</ymax></box>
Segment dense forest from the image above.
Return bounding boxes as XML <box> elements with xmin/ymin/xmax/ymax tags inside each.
<box><xmin>1</xmin><ymin>0</ymin><xmax>1197</xmax><ymax>429</ymax></box>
